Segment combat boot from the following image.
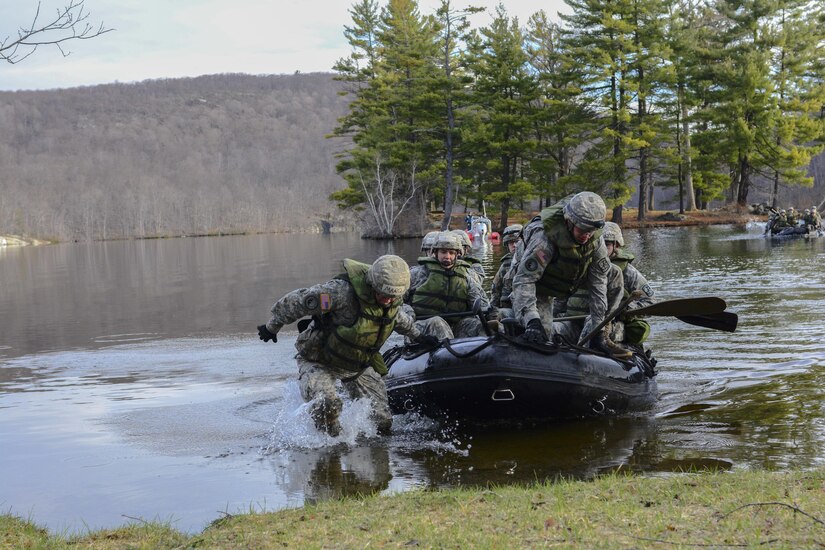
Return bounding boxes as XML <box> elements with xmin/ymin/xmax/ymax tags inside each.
<box><xmin>310</xmin><ymin>396</ymin><xmax>342</xmax><ymax>437</ymax></box>
<box><xmin>590</xmin><ymin>324</ymin><xmax>632</xmax><ymax>359</ymax></box>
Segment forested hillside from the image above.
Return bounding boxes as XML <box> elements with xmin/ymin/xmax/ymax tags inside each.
<box><xmin>0</xmin><ymin>73</ymin><xmax>354</xmax><ymax>241</ymax></box>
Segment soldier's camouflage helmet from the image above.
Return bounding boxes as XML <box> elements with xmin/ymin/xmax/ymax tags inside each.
<box><xmin>502</xmin><ymin>224</ymin><xmax>523</xmax><ymax>245</ymax></box>
<box><xmin>421</xmin><ymin>231</ymin><xmax>440</xmax><ymax>251</ymax></box>
<box><xmin>366</xmin><ymin>255</ymin><xmax>410</xmax><ymax>298</ymax></box>
<box><xmin>433</xmin><ymin>232</ymin><xmax>463</xmax><ymax>252</ymax></box>
<box><xmin>813</xmin><ymin>206</ymin><xmax>818</xmax><ymax>211</ymax></box>
<box><xmin>788</xmin><ymin>206</ymin><xmax>795</xmax><ymax>211</ymax></box>
<box><xmin>781</xmin><ymin>209</ymin><xmax>786</xmax><ymax>214</ymax></box>
<box><xmin>602</xmin><ymin>221</ymin><xmax>624</xmax><ymax>247</ymax></box>
<box><xmin>805</xmin><ymin>209</ymin><xmax>811</xmax><ymax>215</ymax></box>
<box><xmin>451</xmin><ymin>229</ymin><xmax>472</xmax><ymax>250</ymax></box>
<box><xmin>563</xmin><ymin>191</ymin><xmax>606</xmax><ymax>232</ymax></box>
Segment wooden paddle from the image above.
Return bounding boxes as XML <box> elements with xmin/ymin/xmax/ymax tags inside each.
<box><xmin>556</xmin><ymin>297</ymin><xmax>736</xmax><ymax>332</ymax></box>
<box><xmin>578</xmin><ymin>290</ymin><xmax>644</xmax><ymax>346</ymax></box>
<box><xmin>675</xmin><ymin>311</ymin><xmax>738</xmax><ymax>332</ymax></box>
<box><xmin>625</xmin><ymin>296</ymin><xmax>727</xmax><ymax>317</ymax></box>
<box><xmin>419</xmin><ymin>297</ymin><xmax>736</xmax><ymax>331</ymax></box>
<box><xmin>557</xmin><ymin>296</ymin><xmax>727</xmax><ymax>321</ymax></box>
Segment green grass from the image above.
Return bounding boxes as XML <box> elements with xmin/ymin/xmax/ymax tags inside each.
<box><xmin>3</xmin><ymin>468</ymin><xmax>823</xmax><ymax>549</ymax></box>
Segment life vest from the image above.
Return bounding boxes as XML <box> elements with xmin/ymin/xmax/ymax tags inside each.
<box><xmin>410</xmin><ymin>257</ymin><xmax>471</xmax><ymax>317</ymax></box>
<box><xmin>533</xmin><ymin>200</ymin><xmax>603</xmax><ymax>298</ymax></box>
<box><xmin>566</xmin><ymin>249</ymin><xmax>633</xmax><ymax>317</ymax></box>
<box><xmin>610</xmin><ymin>248</ymin><xmax>634</xmax><ymax>272</ymax></box>
<box><xmin>461</xmin><ymin>256</ymin><xmax>482</xmax><ymax>268</ymax></box>
<box><xmin>319</xmin><ymin>259</ymin><xmax>400</xmax><ymax>375</ymax></box>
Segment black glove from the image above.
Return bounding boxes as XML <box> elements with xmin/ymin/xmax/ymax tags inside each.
<box><xmin>414</xmin><ymin>334</ymin><xmax>440</xmax><ymax>348</ymax></box>
<box><xmin>257</xmin><ymin>324</ymin><xmax>278</xmax><ymax>343</ymax></box>
<box><xmin>522</xmin><ymin>318</ymin><xmax>548</xmax><ymax>344</ymax></box>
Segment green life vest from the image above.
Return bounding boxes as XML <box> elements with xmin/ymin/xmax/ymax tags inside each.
<box><xmin>534</xmin><ymin>200</ymin><xmax>603</xmax><ymax>298</ymax></box>
<box><xmin>320</xmin><ymin>259</ymin><xmax>400</xmax><ymax>375</ymax></box>
<box><xmin>566</xmin><ymin>249</ymin><xmax>633</xmax><ymax>317</ymax></box>
<box><xmin>410</xmin><ymin>257</ymin><xmax>471</xmax><ymax>317</ymax></box>
<box><xmin>610</xmin><ymin>248</ymin><xmax>635</xmax><ymax>272</ymax></box>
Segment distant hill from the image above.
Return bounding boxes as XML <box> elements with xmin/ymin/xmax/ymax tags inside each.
<box><xmin>0</xmin><ymin>73</ymin><xmax>355</xmax><ymax>241</ymax></box>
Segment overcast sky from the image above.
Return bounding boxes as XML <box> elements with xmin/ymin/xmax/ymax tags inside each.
<box><xmin>0</xmin><ymin>0</ymin><xmax>570</xmax><ymax>91</ymax></box>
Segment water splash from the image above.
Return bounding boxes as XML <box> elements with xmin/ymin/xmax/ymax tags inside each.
<box><xmin>393</xmin><ymin>411</ymin><xmax>470</xmax><ymax>457</ymax></box>
<box><xmin>263</xmin><ymin>381</ymin><xmax>378</xmax><ymax>451</ymax></box>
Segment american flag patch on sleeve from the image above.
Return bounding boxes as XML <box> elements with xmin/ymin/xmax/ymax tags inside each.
<box><xmin>320</xmin><ymin>293</ymin><xmax>331</xmax><ymax>312</ymax></box>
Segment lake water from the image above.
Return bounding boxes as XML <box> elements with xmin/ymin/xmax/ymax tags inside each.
<box><xmin>1</xmin><ymin>225</ymin><xmax>823</xmax><ymax>535</ymax></box>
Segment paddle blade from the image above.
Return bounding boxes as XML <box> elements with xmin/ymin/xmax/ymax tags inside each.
<box><xmin>675</xmin><ymin>311</ymin><xmax>738</xmax><ymax>332</ymax></box>
<box><xmin>630</xmin><ymin>296</ymin><xmax>727</xmax><ymax>317</ymax></box>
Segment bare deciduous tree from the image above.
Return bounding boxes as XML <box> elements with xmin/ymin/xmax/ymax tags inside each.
<box><xmin>359</xmin><ymin>154</ymin><xmax>421</xmax><ymax>238</ymax></box>
<box><xmin>1</xmin><ymin>0</ymin><xmax>110</xmax><ymax>65</ymax></box>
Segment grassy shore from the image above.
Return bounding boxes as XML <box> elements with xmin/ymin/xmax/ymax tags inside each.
<box><xmin>3</xmin><ymin>468</ymin><xmax>822</xmax><ymax>549</ymax></box>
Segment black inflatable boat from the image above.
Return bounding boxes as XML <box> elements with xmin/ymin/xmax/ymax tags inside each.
<box><xmin>383</xmin><ymin>335</ymin><xmax>658</xmax><ymax>421</ymax></box>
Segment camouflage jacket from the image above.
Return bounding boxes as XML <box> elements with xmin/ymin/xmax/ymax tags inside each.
<box><xmin>265</xmin><ymin>278</ymin><xmax>420</xmax><ymax>359</ymax></box>
<box><xmin>510</xmin><ymin>217</ymin><xmax>611</xmax><ymax>326</ymax></box>
<box><xmin>622</xmin><ymin>263</ymin><xmax>655</xmax><ymax>311</ymax></box>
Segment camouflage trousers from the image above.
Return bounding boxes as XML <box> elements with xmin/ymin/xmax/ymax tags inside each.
<box><xmin>297</xmin><ymin>355</ymin><xmax>392</xmax><ymax>435</ymax></box>
<box><xmin>415</xmin><ymin>316</ymin><xmax>484</xmax><ymax>340</ymax></box>
<box><xmin>541</xmin><ymin>263</ymin><xmax>625</xmax><ymax>344</ymax></box>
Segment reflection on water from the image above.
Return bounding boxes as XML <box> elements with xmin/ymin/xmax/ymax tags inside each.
<box><xmin>1</xmin><ymin>227</ymin><xmax>824</xmax><ymax>534</ymax></box>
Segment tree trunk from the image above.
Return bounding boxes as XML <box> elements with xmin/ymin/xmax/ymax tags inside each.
<box><xmin>680</xmin><ymin>84</ymin><xmax>697</xmax><ymax>211</ymax></box>
<box><xmin>637</xmin><ymin>167</ymin><xmax>648</xmax><ymax>220</ymax></box>
<box><xmin>498</xmin><ymin>156</ymin><xmax>512</xmax><ymax>231</ymax></box>
<box><xmin>440</xmin><ymin>94</ymin><xmax>456</xmax><ymax>230</ymax></box>
<box><xmin>771</xmin><ymin>170</ymin><xmax>779</xmax><ymax>208</ymax></box>
<box><xmin>737</xmin><ymin>154</ymin><xmax>751</xmax><ymax>206</ymax></box>
<box><xmin>612</xmin><ymin>204</ymin><xmax>623</xmax><ymax>224</ymax></box>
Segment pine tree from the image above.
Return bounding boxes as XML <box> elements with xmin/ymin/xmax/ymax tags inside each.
<box><xmin>524</xmin><ymin>10</ymin><xmax>592</xmax><ymax>206</ymax></box>
<box><xmin>330</xmin><ymin>0</ymin><xmax>441</xmax><ymax>237</ymax></box>
<box><xmin>560</xmin><ymin>0</ymin><xmax>641</xmax><ymax>223</ymax></box>
<box><xmin>463</xmin><ymin>5</ymin><xmax>540</xmax><ymax>231</ymax></box>
<box><xmin>433</xmin><ymin>0</ymin><xmax>485</xmax><ymax>230</ymax></box>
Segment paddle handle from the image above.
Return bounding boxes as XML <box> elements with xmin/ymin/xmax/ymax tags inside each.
<box><xmin>578</xmin><ymin>290</ymin><xmax>644</xmax><ymax>346</ymax></box>
<box><xmin>416</xmin><ymin>311</ymin><xmax>474</xmax><ymax>321</ymax></box>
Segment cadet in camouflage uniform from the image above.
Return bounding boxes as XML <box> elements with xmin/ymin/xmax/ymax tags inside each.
<box><xmin>406</xmin><ymin>232</ymin><xmax>490</xmax><ymax>340</ymax></box>
<box><xmin>807</xmin><ymin>206</ymin><xmax>822</xmax><ymax>231</ymax></box>
<box><xmin>786</xmin><ymin>207</ymin><xmax>798</xmax><ymax>226</ymax></box>
<box><xmin>490</xmin><ymin>224</ymin><xmax>523</xmax><ymax>309</ymax></box>
<box><xmin>257</xmin><ymin>255</ymin><xmax>434</xmax><ymax>437</ymax></box>
<box><xmin>771</xmin><ymin>209</ymin><xmax>789</xmax><ymax>234</ymax></box>
<box><xmin>451</xmin><ymin>229</ymin><xmax>486</xmax><ymax>284</ymax></box>
<box><xmin>510</xmin><ymin>192</ymin><xmax>629</xmax><ymax>358</ymax></box>
<box><xmin>559</xmin><ymin>222</ymin><xmax>655</xmax><ymax>346</ymax></box>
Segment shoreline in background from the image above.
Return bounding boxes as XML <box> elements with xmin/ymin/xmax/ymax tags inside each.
<box><xmin>446</xmin><ymin>205</ymin><xmax>764</xmax><ymax>232</ymax></box>
<box><xmin>0</xmin><ymin>207</ymin><xmax>766</xmax><ymax>247</ymax></box>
